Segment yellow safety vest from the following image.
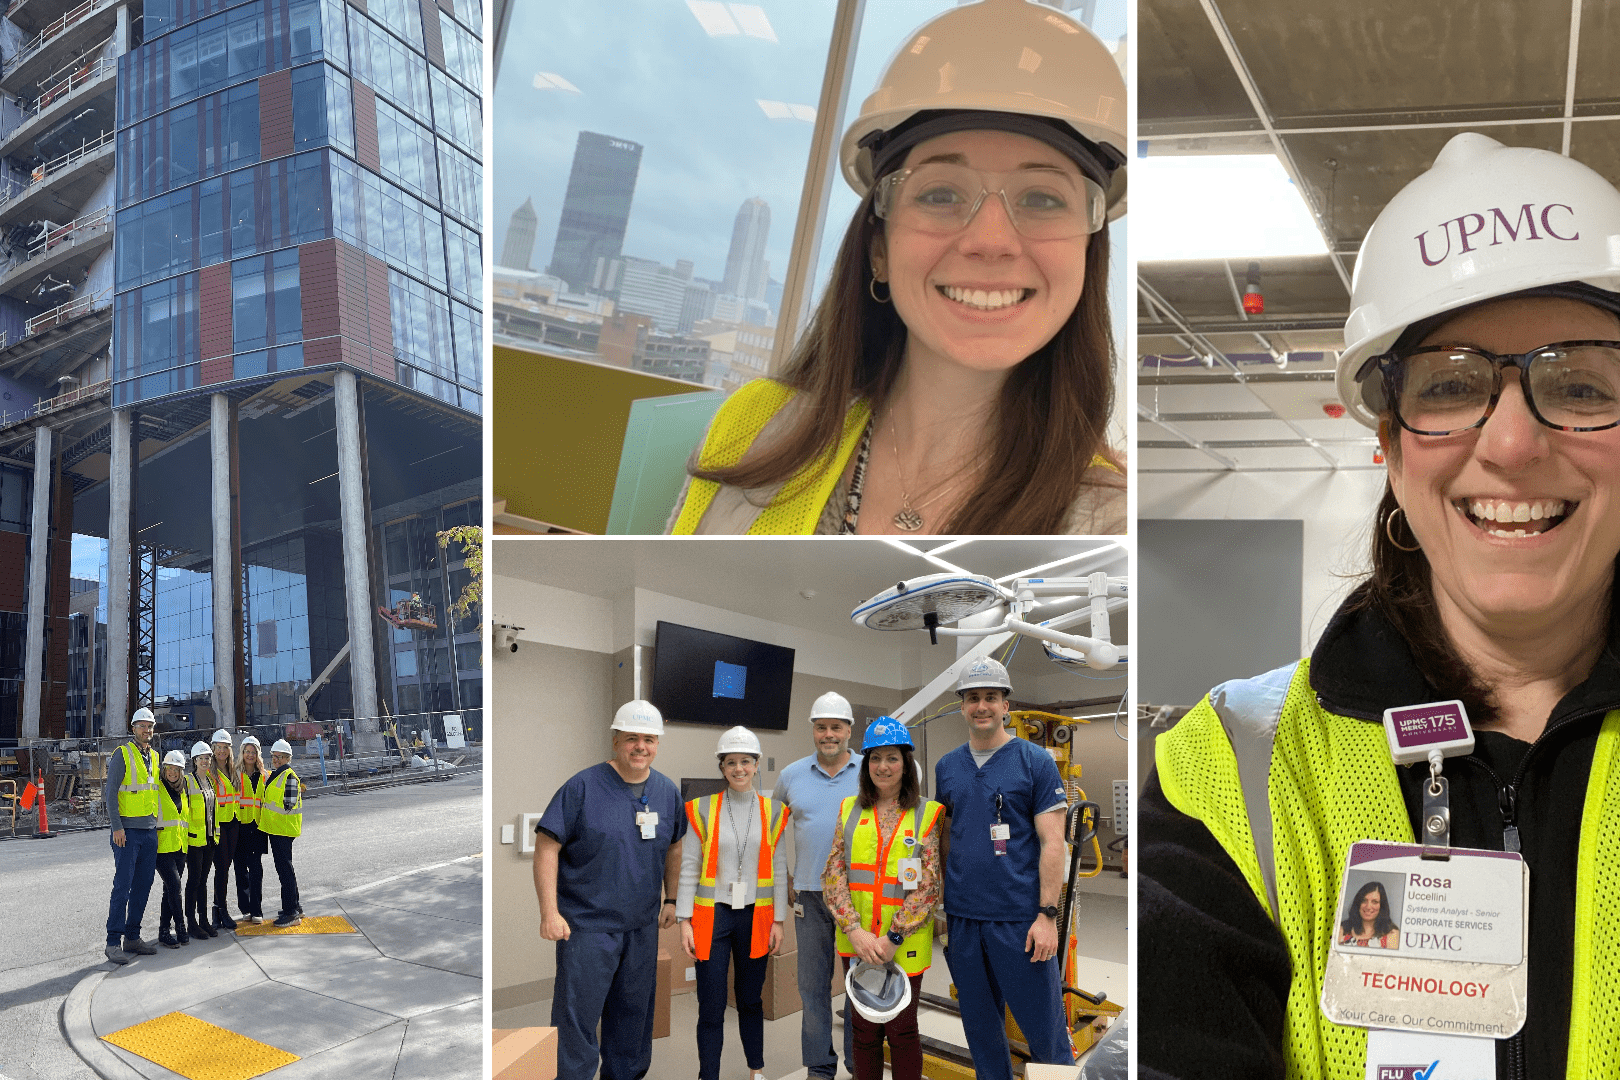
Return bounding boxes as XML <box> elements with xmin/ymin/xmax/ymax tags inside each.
<box><xmin>259</xmin><ymin>767</ymin><xmax>302</xmax><ymax>838</ymax></box>
<box><xmin>238</xmin><ymin>769</ymin><xmax>267</xmax><ymax>827</ymax></box>
<box><xmin>1155</xmin><ymin>659</ymin><xmax>1620</xmax><ymax>1080</ymax></box>
<box><xmin>115</xmin><ymin>742</ymin><xmax>160</xmax><ymax>821</ymax></box>
<box><xmin>214</xmin><ymin>769</ymin><xmax>240</xmax><ymax>824</ymax></box>
<box><xmin>156</xmin><ymin>780</ymin><xmax>190</xmax><ymax>854</ymax></box>
<box><xmin>834</xmin><ymin>796</ymin><xmax>944</xmax><ymax>975</ymax></box>
<box><xmin>684</xmin><ymin>792</ymin><xmax>789</xmax><ymax>961</ymax></box>
<box><xmin>185</xmin><ymin>773</ymin><xmax>216</xmax><ymax>845</ymax></box>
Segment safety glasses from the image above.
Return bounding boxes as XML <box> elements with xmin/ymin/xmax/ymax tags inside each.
<box><xmin>872</xmin><ymin>162</ymin><xmax>1107</xmax><ymax>239</ymax></box>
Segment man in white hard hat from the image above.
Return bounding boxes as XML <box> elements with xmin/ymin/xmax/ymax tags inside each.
<box><xmin>774</xmin><ymin>690</ymin><xmax>862</xmax><ymax>1079</ymax></box>
<box><xmin>934</xmin><ymin>657</ymin><xmax>1072</xmax><ymax>1079</ymax></box>
<box><xmin>533</xmin><ymin>700</ymin><xmax>685</xmax><ymax>1080</ymax></box>
<box><xmin>102</xmin><ymin>706</ymin><xmax>163</xmax><ymax>963</ymax></box>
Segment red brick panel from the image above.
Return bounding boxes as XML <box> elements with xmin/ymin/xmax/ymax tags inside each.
<box><xmin>199</xmin><ymin>262</ymin><xmax>234</xmax><ymax>383</ymax></box>
<box><xmin>437</xmin><ymin>0</ymin><xmax>453</xmax><ymax>12</ymax></box>
<box><xmin>351</xmin><ymin>81</ymin><xmax>381</xmax><ymax>174</ymax></box>
<box><xmin>0</xmin><ymin>529</ymin><xmax>24</xmax><ymax>611</ymax></box>
<box><xmin>299</xmin><ymin>238</ymin><xmax>343</xmax><ymax>340</ymax></box>
<box><xmin>259</xmin><ymin>69</ymin><xmax>294</xmax><ymax>160</ymax></box>
<box><xmin>363</xmin><ymin>249</ymin><xmax>393</xmax><ymax>376</ymax></box>
<box><xmin>420</xmin><ymin>0</ymin><xmax>445</xmax><ymax>67</ymax></box>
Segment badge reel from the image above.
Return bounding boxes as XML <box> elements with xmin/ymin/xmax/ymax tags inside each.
<box><xmin>991</xmin><ymin>792</ymin><xmax>1009</xmax><ymax>856</ymax></box>
<box><xmin>898</xmin><ymin>835</ymin><xmax>921</xmax><ymax>890</ymax></box>
<box><xmin>1316</xmin><ymin>701</ymin><xmax>1530</xmax><ymax>1080</ymax></box>
<box><xmin>635</xmin><ymin>796</ymin><xmax>658</xmax><ymax>840</ymax></box>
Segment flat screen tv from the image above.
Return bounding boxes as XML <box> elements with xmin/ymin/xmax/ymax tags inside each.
<box><xmin>649</xmin><ymin>620</ymin><xmax>795</xmax><ymax>730</ymax></box>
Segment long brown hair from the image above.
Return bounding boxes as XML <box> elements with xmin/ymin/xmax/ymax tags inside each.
<box><xmin>693</xmin><ymin>190</ymin><xmax>1122</xmax><ymax>534</ymax></box>
<box><xmin>857</xmin><ymin>744</ymin><xmax>920</xmax><ymax>811</ymax></box>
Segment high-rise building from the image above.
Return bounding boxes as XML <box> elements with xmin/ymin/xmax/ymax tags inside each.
<box><xmin>501</xmin><ymin>197</ymin><xmax>538</xmax><ymax>271</ymax></box>
<box><xmin>0</xmin><ymin>0</ymin><xmax>485</xmax><ymax>741</ymax></box>
<box><xmin>721</xmin><ymin>197</ymin><xmax>770</xmax><ymax>303</ymax></box>
<box><xmin>547</xmin><ymin>132</ymin><xmax>642</xmax><ymax>292</ymax></box>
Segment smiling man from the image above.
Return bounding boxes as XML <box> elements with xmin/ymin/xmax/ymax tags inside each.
<box><xmin>103</xmin><ymin>706</ymin><xmax>164</xmax><ymax>964</ymax></box>
<box><xmin>533</xmin><ymin>700</ymin><xmax>684</xmax><ymax>1080</ymax></box>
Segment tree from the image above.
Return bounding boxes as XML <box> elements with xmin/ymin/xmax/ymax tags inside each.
<box><xmin>436</xmin><ymin>525</ymin><xmax>482</xmax><ymax>621</ymax></box>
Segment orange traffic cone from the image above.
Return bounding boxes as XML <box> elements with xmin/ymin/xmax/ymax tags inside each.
<box><xmin>32</xmin><ymin>768</ymin><xmax>55</xmax><ymax>839</ymax></box>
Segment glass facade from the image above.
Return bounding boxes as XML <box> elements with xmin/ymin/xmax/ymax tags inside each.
<box><xmin>378</xmin><ymin>499</ymin><xmax>480</xmax><ymax>719</ymax></box>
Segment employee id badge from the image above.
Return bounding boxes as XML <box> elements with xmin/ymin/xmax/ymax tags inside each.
<box><xmin>897</xmin><ymin>858</ymin><xmax>922</xmax><ymax>890</ymax></box>
<box><xmin>730</xmin><ymin>881</ymin><xmax>748</xmax><ymax>908</ymax></box>
<box><xmin>990</xmin><ymin>822</ymin><xmax>1010</xmax><ymax>855</ymax></box>
<box><xmin>635</xmin><ymin>810</ymin><xmax>658</xmax><ymax>839</ymax></box>
<box><xmin>1320</xmin><ymin>840</ymin><xmax>1529</xmax><ymax>1042</ymax></box>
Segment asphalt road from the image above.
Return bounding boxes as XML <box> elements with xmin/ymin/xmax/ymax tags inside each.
<box><xmin>0</xmin><ymin>770</ymin><xmax>483</xmax><ymax>1080</ymax></box>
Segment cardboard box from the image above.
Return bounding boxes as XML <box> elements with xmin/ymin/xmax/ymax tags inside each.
<box><xmin>658</xmin><ymin>922</ymin><xmax>697</xmax><ymax>995</ymax></box>
<box><xmin>1023</xmin><ymin>1066</ymin><xmax>1082</xmax><ymax>1080</ymax></box>
<box><xmin>492</xmin><ymin>1027</ymin><xmax>558</xmax><ymax>1080</ymax></box>
<box><xmin>728</xmin><ymin>948</ymin><xmax>803</xmax><ymax>1020</ymax></box>
<box><xmin>654</xmin><ymin>949</ymin><xmax>672</xmax><ymax>1039</ymax></box>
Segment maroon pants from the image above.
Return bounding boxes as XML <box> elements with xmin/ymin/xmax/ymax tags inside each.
<box><xmin>842</xmin><ymin>956</ymin><xmax>926</xmax><ymax>1080</ymax></box>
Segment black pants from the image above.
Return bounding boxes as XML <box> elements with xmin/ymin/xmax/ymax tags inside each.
<box><xmin>212</xmin><ymin>819</ymin><xmax>237</xmax><ymax>915</ymax></box>
<box><xmin>185</xmin><ymin>841</ymin><xmax>214</xmax><ymax>925</ymax></box>
<box><xmin>269</xmin><ymin>834</ymin><xmax>300</xmax><ymax>917</ymax></box>
<box><xmin>155</xmin><ymin>850</ymin><xmax>186</xmax><ymax>934</ymax></box>
<box><xmin>694</xmin><ymin>903</ymin><xmax>770</xmax><ymax>1080</ymax></box>
<box><xmin>234</xmin><ymin>822</ymin><xmax>265</xmax><ymax>917</ymax></box>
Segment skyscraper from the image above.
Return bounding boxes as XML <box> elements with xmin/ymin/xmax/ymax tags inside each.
<box><xmin>547</xmin><ymin>132</ymin><xmax>643</xmax><ymax>292</ymax></box>
<box><xmin>721</xmin><ymin>197</ymin><xmax>771</xmax><ymax>302</ymax></box>
<box><xmin>501</xmin><ymin>198</ymin><xmax>539</xmax><ymax>271</ymax></box>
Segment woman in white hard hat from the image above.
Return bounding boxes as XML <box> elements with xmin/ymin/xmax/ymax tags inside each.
<box><xmin>155</xmin><ymin>750</ymin><xmax>192</xmax><ymax>948</ymax></box>
<box><xmin>1143</xmin><ymin>132</ymin><xmax>1620</xmax><ymax>1078</ymax></box>
<box><xmin>209</xmin><ymin>729</ymin><xmax>241</xmax><ymax>931</ymax></box>
<box><xmin>235</xmin><ymin>735</ymin><xmax>268</xmax><ymax>924</ymax></box>
<box><xmin>261</xmin><ymin>738</ymin><xmax>304</xmax><ymax>927</ymax></box>
<box><xmin>668</xmin><ymin>0</ymin><xmax>1125</xmax><ymax>537</ymax></box>
<box><xmin>677</xmin><ymin>726</ymin><xmax>789</xmax><ymax>1080</ymax></box>
<box><xmin>184</xmin><ymin>742</ymin><xmax>219</xmax><ymax>939</ymax></box>
<box><xmin>821</xmin><ymin>718</ymin><xmax>942</xmax><ymax>1080</ymax></box>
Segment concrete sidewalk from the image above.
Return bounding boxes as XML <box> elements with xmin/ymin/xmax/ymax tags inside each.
<box><xmin>63</xmin><ymin>856</ymin><xmax>482</xmax><ymax>1080</ymax></box>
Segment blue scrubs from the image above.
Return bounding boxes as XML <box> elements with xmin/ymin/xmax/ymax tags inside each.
<box><xmin>539</xmin><ymin>762</ymin><xmax>686</xmax><ymax>1080</ymax></box>
<box><xmin>935</xmin><ymin>738</ymin><xmax>1072</xmax><ymax>1080</ymax></box>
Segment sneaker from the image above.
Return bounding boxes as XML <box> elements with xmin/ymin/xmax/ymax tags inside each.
<box><xmin>158</xmin><ymin>931</ymin><xmax>179</xmax><ymax>949</ymax></box>
<box><xmin>121</xmin><ymin>936</ymin><xmax>157</xmax><ymax>955</ymax></box>
<box><xmin>273</xmin><ymin>914</ymin><xmax>302</xmax><ymax>928</ymax></box>
<box><xmin>250</xmin><ymin>916</ymin><xmax>264</xmax><ymax>925</ymax></box>
<box><xmin>104</xmin><ymin>944</ymin><xmax>131</xmax><ymax>965</ymax></box>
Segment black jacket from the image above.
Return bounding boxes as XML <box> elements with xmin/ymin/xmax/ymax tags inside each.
<box><xmin>1140</xmin><ymin>598</ymin><xmax>1614</xmax><ymax>1080</ymax></box>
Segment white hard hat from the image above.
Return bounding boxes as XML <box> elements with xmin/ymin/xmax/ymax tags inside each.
<box><xmin>130</xmin><ymin>707</ymin><xmax>156</xmax><ymax>727</ymax></box>
<box><xmin>1338</xmin><ymin>132</ymin><xmax>1620</xmax><ymax>428</ymax></box>
<box><xmin>270</xmin><ymin>739</ymin><xmax>292</xmax><ymax>755</ymax></box>
<box><xmin>956</xmin><ymin>656</ymin><xmax>1013</xmax><ymax>696</ymax></box>
<box><xmin>809</xmin><ymin>691</ymin><xmax>854</xmax><ymax>724</ymax></box>
<box><xmin>163</xmin><ymin>750</ymin><xmax>188</xmax><ymax>768</ymax></box>
<box><xmin>846</xmin><ymin>960</ymin><xmax>913</xmax><ymax>1024</ymax></box>
<box><xmin>191</xmin><ymin>741</ymin><xmax>211</xmax><ymax>758</ymax></box>
<box><xmin>840</xmin><ymin>0</ymin><xmax>1127</xmax><ymax>218</ymax></box>
<box><xmin>716</xmin><ymin>726</ymin><xmax>762</xmax><ymax>758</ymax></box>
<box><xmin>211</xmin><ymin>728</ymin><xmax>233</xmax><ymax>745</ymax></box>
<box><xmin>240</xmin><ymin>735</ymin><xmax>261</xmax><ymax>748</ymax></box>
<box><xmin>611</xmin><ymin>700</ymin><xmax>664</xmax><ymax>736</ymax></box>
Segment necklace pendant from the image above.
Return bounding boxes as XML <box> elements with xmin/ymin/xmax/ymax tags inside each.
<box><xmin>893</xmin><ymin>508</ymin><xmax>924</xmax><ymax>532</ymax></box>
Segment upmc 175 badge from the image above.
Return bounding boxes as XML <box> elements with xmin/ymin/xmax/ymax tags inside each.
<box><xmin>1320</xmin><ymin>841</ymin><xmax>1528</xmax><ymax>1039</ymax></box>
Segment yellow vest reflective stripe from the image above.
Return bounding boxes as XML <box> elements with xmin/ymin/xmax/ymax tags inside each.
<box><xmin>1156</xmin><ymin>659</ymin><xmax>1620</xmax><ymax>1080</ymax></box>
<box><xmin>259</xmin><ymin>768</ymin><xmax>302</xmax><ymax>837</ymax></box>
<box><xmin>238</xmin><ymin>770</ymin><xmax>267</xmax><ymax>826</ymax></box>
<box><xmin>214</xmin><ymin>770</ymin><xmax>240</xmax><ymax>823</ymax></box>
<box><xmin>833</xmin><ymin>795</ymin><xmax>943</xmax><ymax>975</ymax></box>
<box><xmin>184</xmin><ymin>774</ymin><xmax>216</xmax><ymax>845</ymax></box>
<box><xmin>684</xmin><ymin>793</ymin><xmax>789</xmax><ymax>961</ymax></box>
<box><xmin>670</xmin><ymin>379</ymin><xmax>872</xmax><ymax>536</ymax></box>
<box><xmin>116</xmin><ymin>742</ymin><xmax>160</xmax><ymax>821</ymax></box>
<box><xmin>156</xmin><ymin>781</ymin><xmax>190</xmax><ymax>854</ymax></box>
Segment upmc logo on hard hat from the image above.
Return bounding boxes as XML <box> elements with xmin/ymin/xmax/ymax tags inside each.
<box><xmin>1414</xmin><ymin>202</ymin><xmax>1579</xmax><ymax>267</ymax></box>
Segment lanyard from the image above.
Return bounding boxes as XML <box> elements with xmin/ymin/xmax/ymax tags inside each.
<box><xmin>724</xmin><ymin>792</ymin><xmax>753</xmax><ymax>885</ymax></box>
<box><xmin>994</xmin><ymin>790</ymin><xmax>1004</xmax><ymax>826</ymax></box>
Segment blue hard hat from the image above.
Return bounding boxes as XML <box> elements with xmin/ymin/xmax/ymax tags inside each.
<box><xmin>862</xmin><ymin>716</ymin><xmax>913</xmax><ymax>750</ymax></box>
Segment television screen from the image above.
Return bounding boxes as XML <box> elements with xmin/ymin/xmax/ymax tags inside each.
<box><xmin>650</xmin><ymin>621</ymin><xmax>796</xmax><ymax>730</ymax></box>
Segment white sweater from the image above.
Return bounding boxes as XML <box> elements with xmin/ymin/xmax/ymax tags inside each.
<box><xmin>676</xmin><ymin>789</ymin><xmax>789</xmax><ymax>920</ymax></box>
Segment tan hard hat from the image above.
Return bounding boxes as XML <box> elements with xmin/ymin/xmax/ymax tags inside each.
<box><xmin>839</xmin><ymin>0</ymin><xmax>1127</xmax><ymax>217</ymax></box>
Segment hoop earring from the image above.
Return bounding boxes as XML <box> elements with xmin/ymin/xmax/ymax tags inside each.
<box><xmin>869</xmin><ymin>276</ymin><xmax>890</xmax><ymax>304</ymax></box>
<box><xmin>1385</xmin><ymin>506</ymin><xmax>1421</xmax><ymax>552</ymax></box>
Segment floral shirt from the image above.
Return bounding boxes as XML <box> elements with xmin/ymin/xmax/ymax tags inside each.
<box><xmin>821</xmin><ymin>800</ymin><xmax>942</xmax><ymax>940</ymax></box>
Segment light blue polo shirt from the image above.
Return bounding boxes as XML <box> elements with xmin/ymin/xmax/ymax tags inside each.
<box><xmin>774</xmin><ymin>751</ymin><xmax>863</xmax><ymax>891</ymax></box>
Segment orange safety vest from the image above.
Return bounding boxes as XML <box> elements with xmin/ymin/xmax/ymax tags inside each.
<box><xmin>684</xmin><ymin>792</ymin><xmax>789</xmax><ymax>961</ymax></box>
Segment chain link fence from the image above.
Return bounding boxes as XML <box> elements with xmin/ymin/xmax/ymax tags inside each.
<box><xmin>0</xmin><ymin>708</ymin><xmax>482</xmax><ymax>839</ymax></box>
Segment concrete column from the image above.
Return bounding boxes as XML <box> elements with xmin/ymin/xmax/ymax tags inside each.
<box><xmin>106</xmin><ymin>410</ymin><xmax>132</xmax><ymax>736</ymax></box>
<box><xmin>20</xmin><ymin>425</ymin><xmax>50</xmax><ymax>740</ymax></box>
<box><xmin>334</xmin><ymin>371</ymin><xmax>378</xmax><ymax>723</ymax></box>
<box><xmin>210</xmin><ymin>393</ymin><xmax>238</xmax><ymax>729</ymax></box>
<box><xmin>114</xmin><ymin>4</ymin><xmax>129</xmax><ymax>55</ymax></box>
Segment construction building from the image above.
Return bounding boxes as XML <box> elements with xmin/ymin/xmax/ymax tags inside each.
<box><xmin>0</xmin><ymin>0</ymin><xmax>483</xmax><ymax>743</ymax></box>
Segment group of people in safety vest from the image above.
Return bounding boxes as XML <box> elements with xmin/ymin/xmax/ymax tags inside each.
<box><xmin>103</xmin><ymin>707</ymin><xmax>305</xmax><ymax>964</ymax></box>
<box><xmin>533</xmin><ymin>656</ymin><xmax>1078</xmax><ymax>1080</ymax></box>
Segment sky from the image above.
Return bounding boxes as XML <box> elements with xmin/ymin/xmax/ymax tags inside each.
<box><xmin>493</xmin><ymin>0</ymin><xmax>1127</xmax><ymax>309</ymax></box>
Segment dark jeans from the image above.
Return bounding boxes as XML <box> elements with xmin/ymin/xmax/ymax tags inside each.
<box><xmin>553</xmin><ymin>924</ymin><xmax>659</xmax><ymax>1080</ymax></box>
<box><xmin>268</xmin><ymin>833</ymin><xmax>300</xmax><ymax>917</ymax></box>
<box><xmin>106</xmin><ymin>826</ymin><xmax>157</xmax><ymax>945</ymax></box>
<box><xmin>694</xmin><ymin>903</ymin><xmax>769</xmax><ymax>1080</ymax></box>
<box><xmin>156</xmin><ymin>850</ymin><xmax>186</xmax><ymax>934</ymax></box>
<box><xmin>235</xmin><ymin>822</ymin><xmax>265</xmax><ymax>917</ymax></box>
<box><xmin>841</xmin><ymin>957</ymin><xmax>925</xmax><ymax>1080</ymax></box>
<box><xmin>212</xmin><ymin>819</ymin><xmax>238</xmax><ymax>915</ymax></box>
<box><xmin>796</xmin><ymin>891</ymin><xmax>855</xmax><ymax>1078</ymax></box>
<box><xmin>185</xmin><ymin>842</ymin><xmax>214</xmax><ymax>925</ymax></box>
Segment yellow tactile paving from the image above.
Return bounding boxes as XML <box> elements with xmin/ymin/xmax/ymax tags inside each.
<box><xmin>102</xmin><ymin>1011</ymin><xmax>299</xmax><ymax>1080</ymax></box>
<box><xmin>233</xmin><ymin>915</ymin><xmax>355</xmax><ymax>936</ymax></box>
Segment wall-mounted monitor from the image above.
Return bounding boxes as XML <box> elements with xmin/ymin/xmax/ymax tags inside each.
<box><xmin>650</xmin><ymin>620</ymin><xmax>795</xmax><ymax>730</ymax></box>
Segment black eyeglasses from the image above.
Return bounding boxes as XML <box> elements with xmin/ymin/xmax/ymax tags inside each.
<box><xmin>1368</xmin><ymin>340</ymin><xmax>1620</xmax><ymax>436</ymax></box>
